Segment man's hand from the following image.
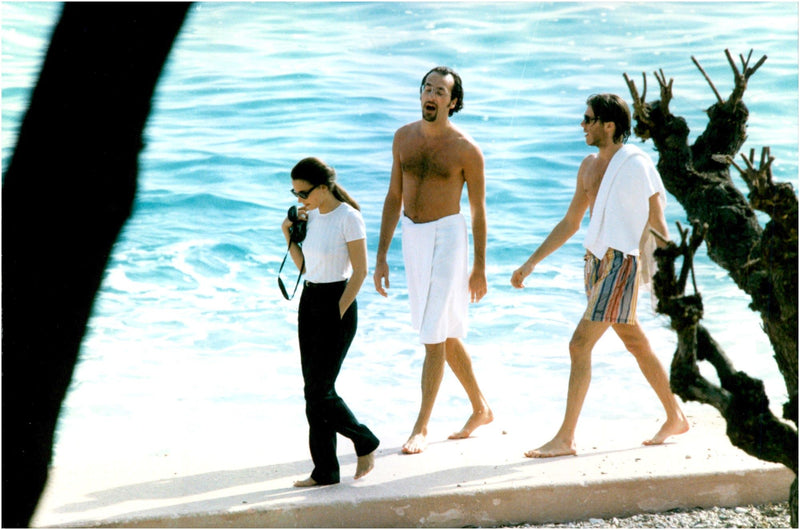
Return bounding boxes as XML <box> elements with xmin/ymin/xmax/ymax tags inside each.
<box><xmin>373</xmin><ymin>260</ymin><xmax>390</xmax><ymax>297</ymax></box>
<box><xmin>469</xmin><ymin>268</ymin><xmax>487</xmax><ymax>303</ymax></box>
<box><xmin>510</xmin><ymin>262</ymin><xmax>534</xmax><ymax>289</ymax></box>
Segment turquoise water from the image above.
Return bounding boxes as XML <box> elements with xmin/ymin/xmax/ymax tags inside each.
<box><xmin>2</xmin><ymin>2</ymin><xmax>797</xmax><ymax>464</ymax></box>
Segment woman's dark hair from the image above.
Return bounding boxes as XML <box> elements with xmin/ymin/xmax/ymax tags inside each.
<box><xmin>291</xmin><ymin>157</ymin><xmax>360</xmax><ymax>211</ymax></box>
<box><xmin>420</xmin><ymin>66</ymin><xmax>464</xmax><ymax>116</ymax></box>
<box><xmin>586</xmin><ymin>93</ymin><xmax>631</xmax><ymax>144</ymax></box>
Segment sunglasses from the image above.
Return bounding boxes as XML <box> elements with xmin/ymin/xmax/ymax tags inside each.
<box><xmin>583</xmin><ymin>114</ymin><xmax>601</xmax><ymax>124</ymax></box>
<box><xmin>291</xmin><ymin>184</ymin><xmax>320</xmax><ymax>200</ymax></box>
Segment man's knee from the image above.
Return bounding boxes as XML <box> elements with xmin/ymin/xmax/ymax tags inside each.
<box><xmin>444</xmin><ymin>337</ymin><xmax>461</xmax><ymax>349</ymax></box>
<box><xmin>624</xmin><ymin>338</ymin><xmax>651</xmax><ymax>357</ymax></box>
<box><xmin>569</xmin><ymin>322</ymin><xmax>593</xmax><ymax>353</ymax></box>
<box><xmin>444</xmin><ymin>337</ymin><xmax>467</xmax><ymax>357</ymax></box>
<box><xmin>612</xmin><ymin>323</ymin><xmax>652</xmax><ymax>356</ymax></box>
<box><xmin>569</xmin><ymin>320</ymin><xmax>608</xmax><ymax>361</ymax></box>
<box><xmin>424</xmin><ymin>342</ymin><xmax>446</xmax><ymax>358</ymax></box>
<box><xmin>568</xmin><ymin>335</ymin><xmax>592</xmax><ymax>362</ymax></box>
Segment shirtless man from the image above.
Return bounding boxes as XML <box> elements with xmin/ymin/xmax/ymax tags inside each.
<box><xmin>374</xmin><ymin>66</ymin><xmax>493</xmax><ymax>454</ymax></box>
<box><xmin>510</xmin><ymin>93</ymin><xmax>689</xmax><ymax>458</ymax></box>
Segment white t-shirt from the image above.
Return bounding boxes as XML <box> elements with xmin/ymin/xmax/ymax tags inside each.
<box><xmin>302</xmin><ymin>203</ymin><xmax>366</xmax><ymax>283</ymax></box>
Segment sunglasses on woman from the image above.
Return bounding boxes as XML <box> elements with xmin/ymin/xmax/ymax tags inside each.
<box><xmin>291</xmin><ymin>184</ymin><xmax>320</xmax><ymax>200</ymax></box>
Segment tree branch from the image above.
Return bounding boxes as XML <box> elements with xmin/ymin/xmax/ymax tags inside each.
<box><xmin>652</xmin><ymin>222</ymin><xmax>797</xmax><ymax>473</ymax></box>
<box><xmin>623</xmin><ymin>72</ymin><xmax>654</xmax><ymax>139</ymax></box>
<box><xmin>654</xmin><ymin>69</ymin><xmax>673</xmax><ymax>116</ymax></box>
<box><xmin>692</xmin><ymin>55</ymin><xmax>724</xmax><ymax>104</ymax></box>
<box><xmin>629</xmin><ymin>47</ymin><xmax>796</xmax><ymax>523</ymax></box>
<box><xmin>728</xmin><ymin>48</ymin><xmax>768</xmax><ymax>107</ymax></box>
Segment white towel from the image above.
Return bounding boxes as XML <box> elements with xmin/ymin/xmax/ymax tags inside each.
<box><xmin>401</xmin><ymin>213</ymin><xmax>469</xmax><ymax>344</ymax></box>
<box><xmin>583</xmin><ymin>143</ymin><xmax>666</xmax><ymax>288</ymax></box>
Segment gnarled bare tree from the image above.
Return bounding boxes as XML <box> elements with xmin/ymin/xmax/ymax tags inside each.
<box><xmin>623</xmin><ymin>49</ymin><xmax>797</xmax><ymax>524</ymax></box>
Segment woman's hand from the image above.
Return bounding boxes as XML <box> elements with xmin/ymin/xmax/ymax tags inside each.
<box><xmin>282</xmin><ymin>206</ymin><xmax>308</xmax><ymax>242</ymax></box>
<box><xmin>294</xmin><ymin>206</ymin><xmax>309</xmax><ymax>221</ymax></box>
<box><xmin>281</xmin><ymin>216</ymin><xmax>293</xmax><ymax>240</ymax></box>
<box><xmin>338</xmin><ymin>238</ymin><xmax>367</xmax><ymax>319</ymax></box>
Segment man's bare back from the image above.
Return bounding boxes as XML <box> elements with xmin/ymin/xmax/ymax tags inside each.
<box><xmin>396</xmin><ymin>121</ymin><xmax>478</xmax><ymax>223</ymax></box>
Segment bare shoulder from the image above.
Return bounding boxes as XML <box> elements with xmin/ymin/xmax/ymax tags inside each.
<box><xmin>577</xmin><ymin>153</ymin><xmax>599</xmax><ymax>175</ymax></box>
<box><xmin>394</xmin><ymin>121</ymin><xmax>421</xmax><ymax>143</ymax></box>
<box><xmin>449</xmin><ymin>123</ymin><xmax>483</xmax><ymax>161</ymax></box>
<box><xmin>579</xmin><ymin>153</ymin><xmax>598</xmax><ymax>169</ymax></box>
<box><xmin>449</xmin><ymin>123</ymin><xmax>479</xmax><ymax>147</ymax></box>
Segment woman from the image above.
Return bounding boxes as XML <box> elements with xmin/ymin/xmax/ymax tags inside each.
<box><xmin>281</xmin><ymin>157</ymin><xmax>379</xmax><ymax>487</ymax></box>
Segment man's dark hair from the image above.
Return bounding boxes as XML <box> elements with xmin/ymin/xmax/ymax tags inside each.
<box><xmin>420</xmin><ymin>66</ymin><xmax>464</xmax><ymax>116</ymax></box>
<box><xmin>586</xmin><ymin>93</ymin><xmax>631</xmax><ymax>144</ymax></box>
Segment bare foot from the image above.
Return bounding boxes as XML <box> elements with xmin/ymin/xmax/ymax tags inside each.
<box><xmin>524</xmin><ymin>438</ymin><xmax>576</xmax><ymax>458</ymax></box>
<box><xmin>402</xmin><ymin>433</ymin><xmax>427</xmax><ymax>454</ymax></box>
<box><xmin>355</xmin><ymin>451</ymin><xmax>375</xmax><ymax>479</ymax></box>
<box><xmin>643</xmin><ymin>415</ymin><xmax>691</xmax><ymax>445</ymax></box>
<box><xmin>293</xmin><ymin>476</ymin><xmax>318</xmax><ymax>487</ymax></box>
<box><xmin>449</xmin><ymin>408</ymin><xmax>494</xmax><ymax>439</ymax></box>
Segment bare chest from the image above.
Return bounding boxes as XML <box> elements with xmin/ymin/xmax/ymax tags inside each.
<box><xmin>400</xmin><ymin>136</ymin><xmax>462</xmax><ymax>182</ymax></box>
<box><xmin>583</xmin><ymin>159</ymin><xmax>609</xmax><ymax>211</ymax></box>
<box><xmin>398</xmin><ymin>138</ymin><xmax>466</xmax><ymax>220</ymax></box>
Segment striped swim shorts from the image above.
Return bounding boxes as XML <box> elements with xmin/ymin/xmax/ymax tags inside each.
<box><xmin>583</xmin><ymin>248</ymin><xmax>639</xmax><ymax>325</ymax></box>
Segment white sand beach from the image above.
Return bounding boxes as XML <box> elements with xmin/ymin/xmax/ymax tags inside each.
<box><xmin>31</xmin><ymin>403</ymin><xmax>793</xmax><ymax>528</ymax></box>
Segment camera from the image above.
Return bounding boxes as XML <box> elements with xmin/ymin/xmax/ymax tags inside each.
<box><xmin>287</xmin><ymin>205</ymin><xmax>307</xmax><ymax>243</ymax></box>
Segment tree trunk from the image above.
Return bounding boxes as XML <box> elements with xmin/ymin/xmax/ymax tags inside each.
<box><xmin>2</xmin><ymin>4</ymin><xmax>189</xmax><ymax>526</ymax></box>
<box><xmin>624</xmin><ymin>50</ymin><xmax>797</xmax><ymax>525</ymax></box>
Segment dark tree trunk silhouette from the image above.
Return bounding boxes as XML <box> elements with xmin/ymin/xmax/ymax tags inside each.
<box><xmin>2</xmin><ymin>4</ymin><xmax>189</xmax><ymax>526</ymax></box>
<box><xmin>623</xmin><ymin>50</ymin><xmax>798</xmax><ymax>524</ymax></box>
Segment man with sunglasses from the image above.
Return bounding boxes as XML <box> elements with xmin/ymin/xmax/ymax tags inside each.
<box><xmin>511</xmin><ymin>93</ymin><xmax>689</xmax><ymax>458</ymax></box>
<box><xmin>374</xmin><ymin>66</ymin><xmax>493</xmax><ymax>454</ymax></box>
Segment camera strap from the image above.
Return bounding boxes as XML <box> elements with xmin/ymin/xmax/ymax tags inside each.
<box><xmin>278</xmin><ymin>241</ymin><xmax>304</xmax><ymax>301</ymax></box>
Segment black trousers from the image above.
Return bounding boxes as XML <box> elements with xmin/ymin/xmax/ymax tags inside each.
<box><xmin>298</xmin><ymin>281</ymin><xmax>379</xmax><ymax>484</ymax></box>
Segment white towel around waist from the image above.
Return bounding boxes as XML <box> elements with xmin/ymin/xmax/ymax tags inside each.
<box><xmin>401</xmin><ymin>213</ymin><xmax>469</xmax><ymax>344</ymax></box>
